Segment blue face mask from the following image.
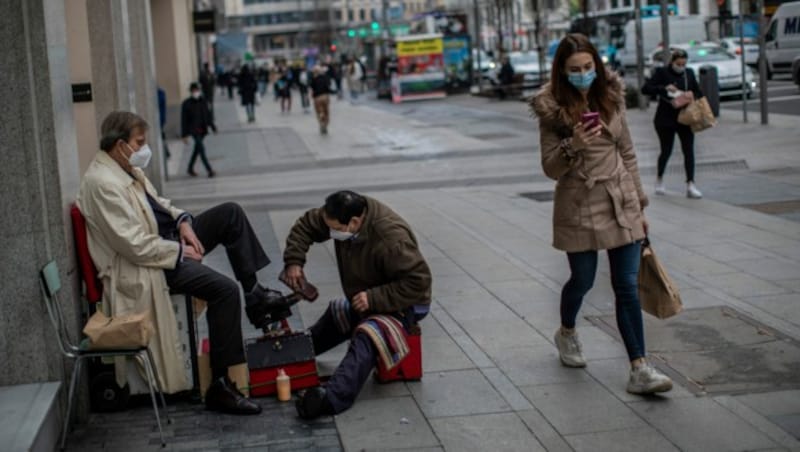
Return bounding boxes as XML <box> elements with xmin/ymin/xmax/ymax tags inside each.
<box><xmin>567</xmin><ymin>69</ymin><xmax>597</xmax><ymax>91</ymax></box>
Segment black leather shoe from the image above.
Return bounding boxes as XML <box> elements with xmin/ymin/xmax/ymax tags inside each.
<box><xmin>296</xmin><ymin>386</ymin><xmax>333</xmax><ymax>420</ymax></box>
<box><xmin>205</xmin><ymin>377</ymin><xmax>262</xmax><ymax>415</ymax></box>
<box><xmin>245</xmin><ymin>284</ymin><xmax>298</xmax><ymax>327</ymax></box>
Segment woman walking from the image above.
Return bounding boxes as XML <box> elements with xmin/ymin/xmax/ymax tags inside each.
<box><xmin>642</xmin><ymin>48</ymin><xmax>704</xmax><ymax>198</ymax></box>
<box><xmin>238</xmin><ymin>64</ymin><xmax>258</xmax><ymax>123</ymax></box>
<box><xmin>531</xmin><ymin>33</ymin><xmax>673</xmax><ymax>395</ymax></box>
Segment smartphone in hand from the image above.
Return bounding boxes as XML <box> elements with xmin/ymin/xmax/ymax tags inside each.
<box><xmin>580</xmin><ymin>112</ymin><xmax>599</xmax><ymax>129</ymax></box>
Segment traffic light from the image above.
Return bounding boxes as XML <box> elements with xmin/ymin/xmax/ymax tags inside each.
<box><xmin>347</xmin><ymin>29</ymin><xmax>356</xmax><ymax>38</ymax></box>
<box><xmin>330</xmin><ymin>44</ymin><xmax>337</xmax><ymax>52</ymax></box>
<box><xmin>371</xmin><ymin>21</ymin><xmax>380</xmax><ymax>31</ymax></box>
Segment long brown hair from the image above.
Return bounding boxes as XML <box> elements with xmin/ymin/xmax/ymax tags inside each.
<box><xmin>549</xmin><ymin>33</ymin><xmax>616</xmax><ymax>124</ymax></box>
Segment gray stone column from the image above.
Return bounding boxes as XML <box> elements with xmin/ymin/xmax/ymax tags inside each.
<box><xmin>85</xmin><ymin>0</ymin><xmax>164</xmax><ymax>190</ymax></box>
<box><xmin>0</xmin><ymin>0</ymin><xmax>82</xmax><ymax>392</ymax></box>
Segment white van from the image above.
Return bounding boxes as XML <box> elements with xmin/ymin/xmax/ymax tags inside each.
<box><xmin>619</xmin><ymin>15</ymin><xmax>708</xmax><ymax>68</ymax></box>
<box><xmin>764</xmin><ymin>1</ymin><xmax>800</xmax><ymax>78</ymax></box>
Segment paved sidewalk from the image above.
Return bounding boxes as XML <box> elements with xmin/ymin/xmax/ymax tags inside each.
<box><xmin>71</xmin><ymin>92</ymin><xmax>800</xmax><ymax>451</ymax></box>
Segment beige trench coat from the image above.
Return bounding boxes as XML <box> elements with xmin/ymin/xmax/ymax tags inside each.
<box><xmin>531</xmin><ymin>72</ymin><xmax>649</xmax><ymax>253</ymax></box>
<box><xmin>77</xmin><ymin>151</ymin><xmax>190</xmax><ymax>393</ymax></box>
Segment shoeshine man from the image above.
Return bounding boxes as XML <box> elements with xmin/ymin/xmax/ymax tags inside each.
<box><xmin>77</xmin><ymin>111</ymin><xmax>288</xmax><ymax>415</ymax></box>
<box><xmin>283</xmin><ymin>191</ymin><xmax>433</xmax><ymax>419</ymax></box>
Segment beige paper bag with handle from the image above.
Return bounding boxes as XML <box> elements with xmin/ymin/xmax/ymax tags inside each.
<box><xmin>83</xmin><ymin>310</ymin><xmax>154</xmax><ymax>349</ymax></box>
<box><xmin>638</xmin><ymin>239</ymin><xmax>683</xmax><ymax>319</ymax></box>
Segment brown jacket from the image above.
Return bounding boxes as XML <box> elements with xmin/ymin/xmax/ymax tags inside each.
<box><xmin>530</xmin><ymin>72</ymin><xmax>648</xmax><ymax>253</ymax></box>
<box><xmin>284</xmin><ymin>197</ymin><xmax>432</xmax><ymax>314</ymax></box>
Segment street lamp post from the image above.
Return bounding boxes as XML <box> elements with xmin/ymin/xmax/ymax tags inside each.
<box><xmin>475</xmin><ymin>0</ymin><xmax>483</xmax><ymax>91</ymax></box>
<box><xmin>738</xmin><ymin>0</ymin><xmax>748</xmax><ymax>122</ymax></box>
<box><xmin>635</xmin><ymin>0</ymin><xmax>646</xmax><ymax>110</ymax></box>
<box><xmin>756</xmin><ymin>0</ymin><xmax>768</xmax><ymax>124</ymax></box>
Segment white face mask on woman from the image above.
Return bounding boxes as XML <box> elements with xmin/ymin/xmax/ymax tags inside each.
<box><xmin>671</xmin><ymin>64</ymin><xmax>685</xmax><ymax>74</ymax></box>
<box><xmin>126</xmin><ymin>142</ymin><xmax>153</xmax><ymax>168</ymax></box>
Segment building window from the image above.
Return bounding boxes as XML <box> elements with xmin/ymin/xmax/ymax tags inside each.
<box><xmin>360</xmin><ymin>8</ymin><xmax>365</xmax><ymax>21</ymax></box>
<box><xmin>348</xmin><ymin>9</ymin><xmax>354</xmax><ymax>21</ymax></box>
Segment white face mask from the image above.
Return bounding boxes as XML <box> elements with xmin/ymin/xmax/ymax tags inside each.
<box><xmin>191</xmin><ymin>91</ymin><xmax>201</xmax><ymax>99</ymax></box>
<box><xmin>127</xmin><ymin>143</ymin><xmax>152</xmax><ymax>168</ymax></box>
<box><xmin>330</xmin><ymin>226</ymin><xmax>354</xmax><ymax>241</ymax></box>
<box><xmin>671</xmin><ymin>64</ymin><xmax>685</xmax><ymax>74</ymax></box>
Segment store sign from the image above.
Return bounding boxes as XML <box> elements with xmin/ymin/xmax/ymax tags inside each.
<box><xmin>193</xmin><ymin>10</ymin><xmax>216</xmax><ymax>33</ymax></box>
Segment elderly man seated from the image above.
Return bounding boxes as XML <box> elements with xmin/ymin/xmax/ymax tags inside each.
<box><xmin>77</xmin><ymin>111</ymin><xmax>287</xmax><ymax>415</ymax></box>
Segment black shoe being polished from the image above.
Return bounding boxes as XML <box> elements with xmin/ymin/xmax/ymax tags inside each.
<box><xmin>296</xmin><ymin>386</ymin><xmax>333</xmax><ymax>420</ymax></box>
<box><xmin>205</xmin><ymin>376</ymin><xmax>262</xmax><ymax>415</ymax></box>
<box><xmin>245</xmin><ymin>284</ymin><xmax>296</xmax><ymax>327</ymax></box>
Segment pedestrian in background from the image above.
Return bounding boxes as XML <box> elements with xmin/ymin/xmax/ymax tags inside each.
<box><xmin>310</xmin><ymin>64</ymin><xmax>332</xmax><ymax>134</ymax></box>
<box><xmin>157</xmin><ymin>86</ymin><xmax>170</xmax><ymax>160</ymax></box>
<box><xmin>496</xmin><ymin>55</ymin><xmax>515</xmax><ymax>100</ymax></box>
<box><xmin>297</xmin><ymin>64</ymin><xmax>311</xmax><ymax>114</ymax></box>
<box><xmin>199</xmin><ymin>62</ymin><xmax>216</xmax><ymax>117</ymax></box>
<box><xmin>276</xmin><ymin>68</ymin><xmax>292</xmax><ymax>114</ymax></box>
<box><xmin>531</xmin><ymin>33</ymin><xmax>673</xmax><ymax>395</ymax></box>
<box><xmin>238</xmin><ymin>64</ymin><xmax>258</xmax><ymax>123</ymax></box>
<box><xmin>347</xmin><ymin>56</ymin><xmax>364</xmax><ymax>101</ymax></box>
<box><xmin>181</xmin><ymin>82</ymin><xmax>217</xmax><ymax>177</ymax></box>
<box><xmin>642</xmin><ymin>48</ymin><xmax>704</xmax><ymax>199</ymax></box>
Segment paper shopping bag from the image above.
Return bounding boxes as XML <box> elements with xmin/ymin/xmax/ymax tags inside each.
<box><xmin>83</xmin><ymin>309</ymin><xmax>154</xmax><ymax>349</ymax></box>
<box><xmin>638</xmin><ymin>239</ymin><xmax>683</xmax><ymax>319</ymax></box>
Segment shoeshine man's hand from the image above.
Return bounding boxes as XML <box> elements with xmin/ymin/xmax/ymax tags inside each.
<box><xmin>352</xmin><ymin>291</ymin><xmax>369</xmax><ymax>314</ymax></box>
<box><xmin>179</xmin><ymin>222</ymin><xmax>205</xmax><ymax>257</ymax></box>
<box><xmin>284</xmin><ymin>264</ymin><xmax>305</xmax><ymax>291</ymax></box>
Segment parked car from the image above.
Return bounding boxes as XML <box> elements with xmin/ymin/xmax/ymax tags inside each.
<box><xmin>472</xmin><ymin>48</ymin><xmax>496</xmax><ymax>83</ymax></box>
<box><xmin>719</xmin><ymin>36</ymin><xmax>759</xmax><ymax>66</ymax></box>
<box><xmin>490</xmin><ymin>51</ymin><xmax>551</xmax><ymax>88</ymax></box>
<box><xmin>648</xmin><ymin>42</ymin><xmax>758</xmax><ymax>98</ymax></box>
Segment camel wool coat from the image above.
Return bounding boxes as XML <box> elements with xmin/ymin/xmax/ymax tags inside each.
<box><xmin>77</xmin><ymin>151</ymin><xmax>190</xmax><ymax>393</ymax></box>
<box><xmin>530</xmin><ymin>72</ymin><xmax>648</xmax><ymax>253</ymax></box>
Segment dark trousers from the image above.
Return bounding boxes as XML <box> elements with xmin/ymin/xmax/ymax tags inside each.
<box><xmin>164</xmin><ymin>202</ymin><xmax>270</xmax><ymax>371</ymax></box>
<box><xmin>244</xmin><ymin>103</ymin><xmax>255</xmax><ymax>121</ymax></box>
<box><xmin>188</xmin><ymin>134</ymin><xmax>212</xmax><ymax>173</ymax></box>
<box><xmin>655</xmin><ymin>124</ymin><xmax>695</xmax><ymax>182</ymax></box>
<box><xmin>560</xmin><ymin>241</ymin><xmax>645</xmax><ymax>361</ymax></box>
<box><xmin>299</xmin><ymin>86</ymin><xmax>310</xmax><ymax>109</ymax></box>
<box><xmin>310</xmin><ymin>300</ymin><xmax>426</xmax><ymax>414</ymax></box>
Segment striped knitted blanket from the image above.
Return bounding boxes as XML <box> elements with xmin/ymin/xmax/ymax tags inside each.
<box><xmin>355</xmin><ymin>315</ymin><xmax>410</xmax><ymax>371</ymax></box>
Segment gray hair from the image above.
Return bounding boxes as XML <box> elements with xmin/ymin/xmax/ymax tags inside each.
<box><xmin>99</xmin><ymin>111</ymin><xmax>149</xmax><ymax>151</ymax></box>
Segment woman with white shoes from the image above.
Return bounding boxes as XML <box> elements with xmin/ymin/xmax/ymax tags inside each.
<box><xmin>531</xmin><ymin>34</ymin><xmax>673</xmax><ymax>395</ymax></box>
<box><xmin>642</xmin><ymin>48</ymin><xmax>704</xmax><ymax>199</ymax></box>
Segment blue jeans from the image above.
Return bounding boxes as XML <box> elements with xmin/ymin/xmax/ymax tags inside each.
<box><xmin>560</xmin><ymin>241</ymin><xmax>645</xmax><ymax>361</ymax></box>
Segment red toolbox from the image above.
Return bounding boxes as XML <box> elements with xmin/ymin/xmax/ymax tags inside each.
<box><xmin>246</xmin><ymin>332</ymin><xmax>319</xmax><ymax>397</ymax></box>
<box><xmin>375</xmin><ymin>328</ymin><xmax>422</xmax><ymax>383</ymax></box>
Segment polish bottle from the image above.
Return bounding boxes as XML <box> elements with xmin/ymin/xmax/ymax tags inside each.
<box><xmin>276</xmin><ymin>368</ymin><xmax>291</xmax><ymax>402</ymax></box>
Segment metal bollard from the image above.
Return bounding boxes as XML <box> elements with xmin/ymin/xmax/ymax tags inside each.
<box><xmin>698</xmin><ymin>65</ymin><xmax>720</xmax><ymax>117</ymax></box>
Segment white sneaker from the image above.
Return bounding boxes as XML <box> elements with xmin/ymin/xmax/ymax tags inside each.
<box><xmin>554</xmin><ymin>329</ymin><xmax>587</xmax><ymax>368</ymax></box>
<box><xmin>655</xmin><ymin>179</ymin><xmax>666</xmax><ymax>195</ymax></box>
<box><xmin>687</xmin><ymin>182</ymin><xmax>703</xmax><ymax>199</ymax></box>
<box><xmin>627</xmin><ymin>364</ymin><xmax>673</xmax><ymax>394</ymax></box>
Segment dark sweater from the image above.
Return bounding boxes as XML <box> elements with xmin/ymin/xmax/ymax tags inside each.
<box><xmin>180</xmin><ymin>97</ymin><xmax>215</xmax><ymax>137</ymax></box>
<box><xmin>283</xmin><ymin>197</ymin><xmax>432</xmax><ymax>313</ymax></box>
<box><xmin>642</xmin><ymin>66</ymin><xmax>704</xmax><ymax>128</ymax></box>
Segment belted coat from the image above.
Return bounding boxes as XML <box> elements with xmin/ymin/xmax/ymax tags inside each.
<box><xmin>77</xmin><ymin>151</ymin><xmax>190</xmax><ymax>393</ymax></box>
<box><xmin>530</xmin><ymin>72</ymin><xmax>648</xmax><ymax>253</ymax></box>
